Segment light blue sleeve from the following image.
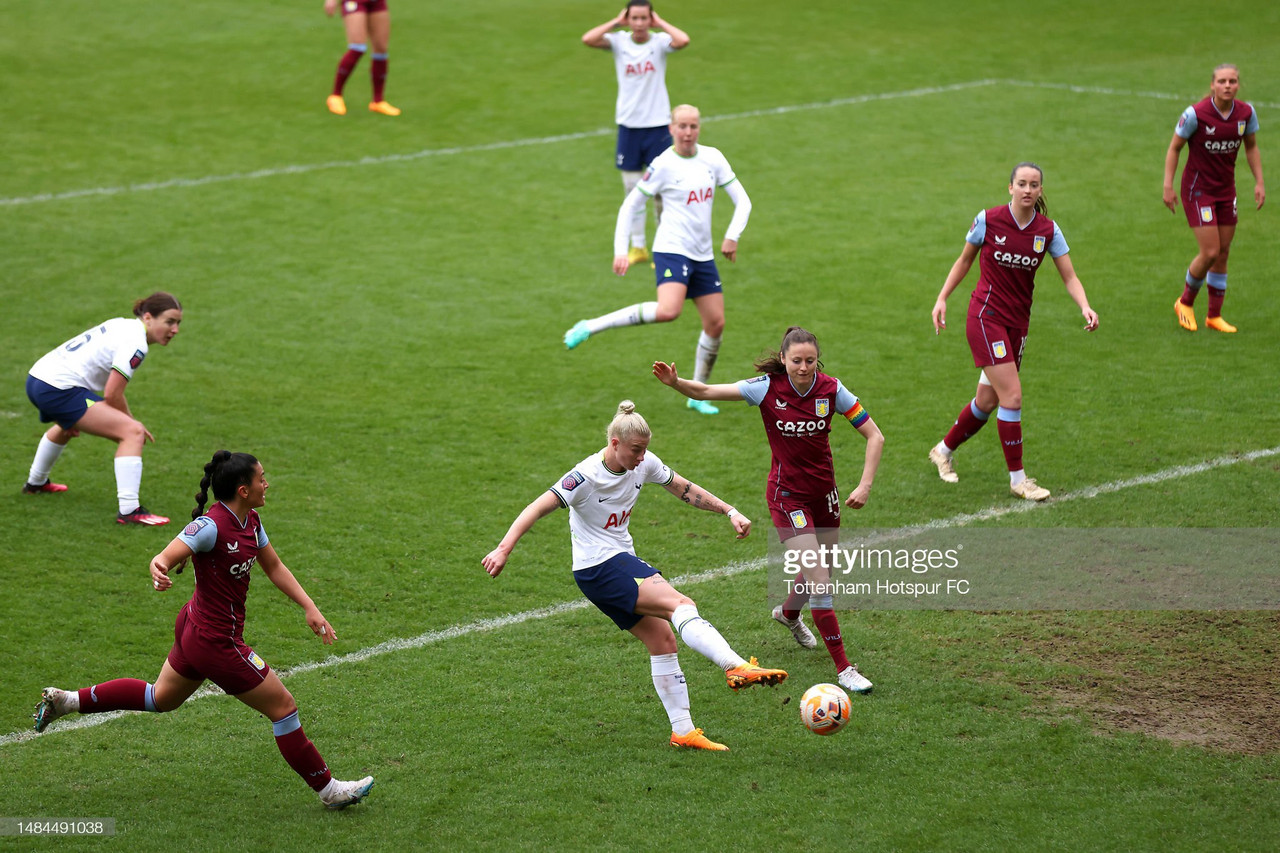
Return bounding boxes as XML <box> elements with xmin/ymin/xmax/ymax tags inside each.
<box><xmin>177</xmin><ymin>516</ymin><xmax>219</xmax><ymax>554</ymax></box>
<box><xmin>965</xmin><ymin>209</ymin><xmax>987</xmax><ymax>245</ymax></box>
<box><xmin>257</xmin><ymin>522</ymin><xmax>269</xmax><ymax>549</ymax></box>
<box><xmin>1175</xmin><ymin>106</ymin><xmax>1198</xmax><ymax>139</ymax></box>
<box><xmin>1049</xmin><ymin>223</ymin><xmax>1069</xmax><ymax>258</ymax></box>
<box><xmin>737</xmin><ymin>375</ymin><xmax>770</xmax><ymax>406</ymax></box>
<box><xmin>833</xmin><ymin>380</ymin><xmax>858</xmax><ymax>413</ymax></box>
<box><xmin>1246</xmin><ymin>110</ymin><xmax>1259</xmax><ymax>135</ymax></box>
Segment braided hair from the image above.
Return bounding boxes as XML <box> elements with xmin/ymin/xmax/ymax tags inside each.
<box><xmin>192</xmin><ymin>450</ymin><xmax>259</xmax><ymax>520</ymax></box>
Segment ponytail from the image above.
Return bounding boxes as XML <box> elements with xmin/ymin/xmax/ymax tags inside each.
<box><xmin>192</xmin><ymin>450</ymin><xmax>259</xmax><ymax>519</ymax></box>
<box><xmin>133</xmin><ymin>292</ymin><xmax>182</xmax><ymax>318</ymax></box>
<box><xmin>753</xmin><ymin>326</ymin><xmax>822</xmax><ymax>375</ymax></box>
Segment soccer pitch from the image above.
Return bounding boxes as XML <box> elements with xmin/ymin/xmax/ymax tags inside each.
<box><xmin>2</xmin><ymin>0</ymin><xmax>1278</xmax><ymax>849</ymax></box>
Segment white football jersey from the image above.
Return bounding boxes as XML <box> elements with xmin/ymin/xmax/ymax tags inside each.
<box><xmin>639</xmin><ymin>145</ymin><xmax>737</xmax><ymax>261</ymax></box>
<box><xmin>28</xmin><ymin>317</ymin><xmax>149</xmax><ymax>393</ymax></box>
<box><xmin>605</xmin><ymin>31</ymin><xmax>675</xmax><ymax>128</ymax></box>
<box><xmin>548</xmin><ymin>449</ymin><xmax>674</xmax><ymax>571</ymax></box>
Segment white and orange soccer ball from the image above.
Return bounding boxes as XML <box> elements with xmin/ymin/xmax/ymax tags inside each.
<box><xmin>799</xmin><ymin>683</ymin><xmax>851</xmax><ymax>735</ymax></box>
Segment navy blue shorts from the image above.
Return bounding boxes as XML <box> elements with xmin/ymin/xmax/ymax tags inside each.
<box><xmin>653</xmin><ymin>253</ymin><xmax>722</xmax><ymax>299</ymax></box>
<box><xmin>574</xmin><ymin>552</ymin><xmax>661</xmax><ymax>630</ymax></box>
<box><xmin>26</xmin><ymin>375</ymin><xmax>102</xmax><ymax>430</ymax></box>
<box><xmin>616</xmin><ymin>125</ymin><xmax>672</xmax><ymax>172</ymax></box>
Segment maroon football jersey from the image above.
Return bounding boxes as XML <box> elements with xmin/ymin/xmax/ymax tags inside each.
<box><xmin>184</xmin><ymin>502</ymin><xmax>265</xmax><ymax>640</ymax></box>
<box><xmin>968</xmin><ymin>204</ymin><xmax>1056</xmax><ymax>328</ymax></box>
<box><xmin>755</xmin><ymin>372</ymin><xmax>842</xmax><ymax>501</ymax></box>
<box><xmin>1182</xmin><ymin>96</ymin><xmax>1255</xmax><ymax>199</ymax></box>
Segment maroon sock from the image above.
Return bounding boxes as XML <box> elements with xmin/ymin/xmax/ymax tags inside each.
<box><xmin>1180</xmin><ymin>285</ymin><xmax>1200</xmax><ymax>307</ymax></box>
<box><xmin>1207</xmin><ymin>286</ymin><xmax>1225</xmax><ymax>319</ymax></box>
<box><xmin>273</xmin><ymin>712</ymin><xmax>332</xmax><ymax>792</ymax></box>
<box><xmin>371</xmin><ymin>56</ymin><xmax>388</xmax><ymax>102</ymax></box>
<box><xmin>781</xmin><ymin>588</ymin><xmax>807</xmax><ymax>622</ymax></box>
<box><xmin>809</xmin><ymin>609</ymin><xmax>851</xmax><ymax>672</ymax></box>
<box><xmin>333</xmin><ymin>49</ymin><xmax>365</xmax><ymax>96</ymax></box>
<box><xmin>996</xmin><ymin>413</ymin><xmax>1023</xmax><ymax>472</ymax></box>
<box><xmin>943</xmin><ymin>399</ymin><xmax>989</xmax><ymax>451</ymax></box>
<box><xmin>78</xmin><ymin>679</ymin><xmax>149</xmax><ymax>713</ymax></box>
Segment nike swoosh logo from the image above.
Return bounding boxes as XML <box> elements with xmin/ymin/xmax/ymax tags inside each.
<box><xmin>598</xmin><ymin>497</ymin><xmax>609</xmax><ymax>502</ymax></box>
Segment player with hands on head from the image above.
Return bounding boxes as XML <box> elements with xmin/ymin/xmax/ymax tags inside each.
<box><xmin>654</xmin><ymin>326</ymin><xmax>884</xmax><ymax>695</ymax></box>
<box><xmin>1164</xmin><ymin>63</ymin><xmax>1264</xmax><ymax>333</ymax></box>
<box><xmin>582</xmin><ymin>2</ymin><xmax>691</xmax><ymax>265</ymax></box>
<box><xmin>929</xmin><ymin>162</ymin><xmax>1098</xmax><ymax>502</ymax></box>
<box><xmin>34</xmin><ymin>450</ymin><xmax>374</xmax><ymax>810</ymax></box>
<box><xmin>325</xmin><ymin>0</ymin><xmax>399</xmax><ymax>116</ymax></box>
<box><xmin>482</xmin><ymin>400</ymin><xmax>787</xmax><ymax>752</ymax></box>
<box><xmin>22</xmin><ymin>292</ymin><xmax>183</xmax><ymax>526</ymax></box>
<box><xmin>565</xmin><ymin>105</ymin><xmax>751</xmax><ymax>419</ymax></box>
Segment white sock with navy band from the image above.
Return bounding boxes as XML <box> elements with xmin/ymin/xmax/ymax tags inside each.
<box><xmin>693</xmin><ymin>332</ymin><xmax>721</xmax><ymax>384</ymax></box>
<box><xmin>650</xmin><ymin>653</ymin><xmax>694</xmax><ymax>735</ymax></box>
<box><xmin>671</xmin><ymin>603</ymin><xmax>744</xmax><ymax>671</ymax></box>
<box><xmin>28</xmin><ymin>435</ymin><xmax>66</xmax><ymax>486</ymax></box>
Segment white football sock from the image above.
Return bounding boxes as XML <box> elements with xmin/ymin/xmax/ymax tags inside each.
<box><xmin>650</xmin><ymin>653</ymin><xmax>694</xmax><ymax>735</ymax></box>
<box><xmin>587</xmin><ymin>302</ymin><xmax>658</xmax><ymax>334</ymax></box>
<box><xmin>28</xmin><ymin>436</ymin><xmax>67</xmax><ymax>485</ymax></box>
<box><xmin>671</xmin><ymin>603</ymin><xmax>744</xmax><ymax>670</ymax></box>
<box><xmin>115</xmin><ymin>456</ymin><xmax>143</xmax><ymax>515</ymax></box>
<box><xmin>621</xmin><ymin>171</ymin><xmax>647</xmax><ymax>249</ymax></box>
<box><xmin>693</xmin><ymin>332</ymin><xmax>721</xmax><ymax>384</ymax></box>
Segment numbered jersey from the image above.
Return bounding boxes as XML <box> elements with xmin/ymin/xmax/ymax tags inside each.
<box><xmin>177</xmin><ymin>502</ymin><xmax>270</xmax><ymax>640</ymax></box>
<box><xmin>28</xmin><ymin>317</ymin><xmax>149</xmax><ymax>393</ymax></box>
<box><xmin>737</xmin><ymin>372</ymin><xmax>863</xmax><ymax>501</ymax></box>
<box><xmin>549</xmin><ymin>449</ymin><xmax>674</xmax><ymax>571</ymax></box>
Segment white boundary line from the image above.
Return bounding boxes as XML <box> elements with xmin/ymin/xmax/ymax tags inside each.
<box><xmin>7</xmin><ymin>79</ymin><xmax>1275</xmax><ymax>209</ymax></box>
<box><xmin>4</xmin><ymin>445</ymin><xmax>1276</xmax><ymax>749</ymax></box>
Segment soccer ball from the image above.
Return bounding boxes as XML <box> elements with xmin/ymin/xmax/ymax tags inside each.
<box><xmin>799</xmin><ymin>683</ymin><xmax>851</xmax><ymax>735</ymax></box>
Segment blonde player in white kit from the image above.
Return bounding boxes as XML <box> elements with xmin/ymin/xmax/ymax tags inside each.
<box><xmin>482</xmin><ymin>401</ymin><xmax>787</xmax><ymax>751</ymax></box>
<box><xmin>582</xmin><ymin>2</ymin><xmax>690</xmax><ymax>266</ymax></box>
<box><xmin>564</xmin><ymin>105</ymin><xmax>752</xmax><ymax>416</ymax></box>
<box><xmin>22</xmin><ymin>292</ymin><xmax>183</xmax><ymax>525</ymax></box>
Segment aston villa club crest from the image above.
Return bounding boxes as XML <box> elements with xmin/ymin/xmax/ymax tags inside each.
<box><xmin>1033</xmin><ymin>236</ymin><xmax>1046</xmax><ymax>253</ymax></box>
<box><xmin>789</xmin><ymin>510</ymin><xmax>809</xmax><ymax>529</ymax></box>
<box><xmin>992</xmin><ymin>341</ymin><xmax>1008</xmax><ymax>359</ymax></box>
<box><xmin>1238</xmin><ymin>121</ymin><xmax>1246</xmax><ymax>136</ymax></box>
<box><xmin>815</xmin><ymin>398</ymin><xmax>830</xmax><ymax>418</ymax></box>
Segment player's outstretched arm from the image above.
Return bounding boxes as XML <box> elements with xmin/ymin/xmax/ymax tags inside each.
<box><xmin>483</xmin><ymin>491</ymin><xmax>562</xmax><ymax>577</ymax></box>
<box><xmin>652</xmin><ymin>361</ymin><xmax>744</xmax><ymax>402</ymax></box>
<box><xmin>662</xmin><ymin>473</ymin><xmax>750</xmax><ymax>539</ymax></box>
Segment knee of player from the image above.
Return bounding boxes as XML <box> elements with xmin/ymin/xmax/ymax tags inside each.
<box><xmin>1000</xmin><ymin>390</ymin><xmax>1023</xmax><ymax>410</ymax></box>
<box><xmin>654</xmin><ymin>305</ymin><xmax>683</xmax><ymax>323</ymax></box>
<box><xmin>703</xmin><ymin>317</ymin><xmax>725</xmax><ymax>337</ymax></box>
<box><xmin>120</xmin><ymin>418</ymin><xmax>147</xmax><ymax>444</ymax></box>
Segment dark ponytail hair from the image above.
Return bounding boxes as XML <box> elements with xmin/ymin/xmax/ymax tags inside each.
<box><xmin>133</xmin><ymin>292</ymin><xmax>182</xmax><ymax>318</ymax></box>
<box><xmin>753</xmin><ymin>326</ymin><xmax>823</xmax><ymax>375</ymax></box>
<box><xmin>192</xmin><ymin>450</ymin><xmax>259</xmax><ymax>519</ymax></box>
<box><xmin>1009</xmin><ymin>162</ymin><xmax>1048</xmax><ymax>216</ymax></box>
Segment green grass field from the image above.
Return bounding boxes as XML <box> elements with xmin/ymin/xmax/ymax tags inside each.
<box><xmin>2</xmin><ymin>0</ymin><xmax>1278</xmax><ymax>849</ymax></box>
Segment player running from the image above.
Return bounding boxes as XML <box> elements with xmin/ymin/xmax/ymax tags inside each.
<box><xmin>565</xmin><ymin>105</ymin><xmax>751</xmax><ymax>417</ymax></box>
<box><xmin>654</xmin><ymin>327</ymin><xmax>884</xmax><ymax>695</ymax></box>
<box><xmin>34</xmin><ymin>450</ymin><xmax>374</xmax><ymax>810</ymax></box>
<box><xmin>928</xmin><ymin>162</ymin><xmax>1098</xmax><ymax>502</ymax></box>
<box><xmin>482</xmin><ymin>400</ymin><xmax>787</xmax><ymax>752</ymax></box>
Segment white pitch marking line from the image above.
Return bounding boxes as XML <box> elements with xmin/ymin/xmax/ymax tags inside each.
<box><xmin>10</xmin><ymin>78</ymin><xmax>1274</xmax><ymax>208</ymax></box>
<box><xmin>4</xmin><ymin>445</ymin><xmax>1275</xmax><ymax>748</ymax></box>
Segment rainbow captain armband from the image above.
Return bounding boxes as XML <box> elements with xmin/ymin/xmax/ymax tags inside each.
<box><xmin>841</xmin><ymin>401</ymin><xmax>869</xmax><ymax>428</ymax></box>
